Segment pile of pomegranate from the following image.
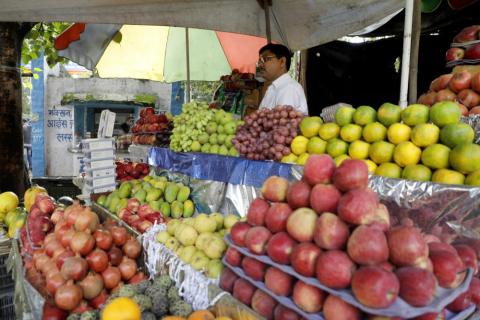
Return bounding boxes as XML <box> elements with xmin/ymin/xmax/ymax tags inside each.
<box><xmin>21</xmin><ymin>196</ymin><xmax>146</xmax><ymax>316</ymax></box>
<box><xmin>221</xmin><ymin>155</ymin><xmax>480</xmax><ymax>319</ymax></box>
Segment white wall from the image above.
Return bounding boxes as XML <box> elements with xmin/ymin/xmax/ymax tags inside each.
<box><xmin>44</xmin><ymin>77</ymin><xmax>172</xmax><ymax>177</ymax></box>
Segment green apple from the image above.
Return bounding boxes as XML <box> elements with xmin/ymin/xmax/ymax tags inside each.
<box><xmin>210</xmin><ymin>213</ymin><xmax>224</xmax><ymax>231</ymax></box>
<box><xmin>155</xmin><ymin>231</ymin><xmax>171</xmax><ymax>244</ymax></box>
<box><xmin>223</xmin><ymin>214</ymin><xmax>239</xmax><ymax>229</ymax></box>
<box><xmin>195</xmin><ymin>232</ymin><xmax>213</xmax><ymax>251</ymax></box>
<box><xmin>203</xmin><ymin>236</ymin><xmax>226</xmax><ymax>259</ymax></box>
<box><xmin>207</xmin><ymin>259</ymin><xmax>224</xmax><ymax>279</ymax></box>
<box><xmin>194</xmin><ymin>214</ymin><xmax>217</xmax><ymax>233</ymax></box>
<box><xmin>179</xmin><ymin>246</ymin><xmax>197</xmax><ymax>264</ymax></box>
<box><xmin>167</xmin><ymin>219</ymin><xmax>181</xmax><ymax>236</ymax></box>
<box><xmin>175</xmin><ymin>224</ymin><xmax>198</xmax><ymax>247</ymax></box>
<box><xmin>190</xmin><ymin>251</ymin><xmax>210</xmax><ymax>271</ymax></box>
<box><xmin>165</xmin><ymin>238</ymin><xmax>180</xmax><ymax>251</ymax></box>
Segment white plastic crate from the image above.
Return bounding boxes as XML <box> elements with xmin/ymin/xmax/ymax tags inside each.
<box><xmin>84</xmin><ymin>166</ymin><xmax>116</xmax><ymax>179</ymax></box>
<box><xmin>83</xmin><ymin>157</ymin><xmax>115</xmax><ymax>170</ymax></box>
<box><xmin>85</xmin><ymin>183</ymin><xmax>116</xmax><ymax>194</ymax></box>
<box><xmin>83</xmin><ymin>148</ymin><xmax>115</xmax><ymax>160</ymax></box>
<box><xmin>81</xmin><ymin>138</ymin><xmax>114</xmax><ymax>151</ymax></box>
<box><xmin>86</xmin><ymin>175</ymin><xmax>116</xmax><ymax>188</ymax></box>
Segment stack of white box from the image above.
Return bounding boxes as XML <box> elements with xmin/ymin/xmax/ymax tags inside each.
<box><xmin>82</xmin><ymin>138</ymin><xmax>117</xmax><ymax>195</ymax></box>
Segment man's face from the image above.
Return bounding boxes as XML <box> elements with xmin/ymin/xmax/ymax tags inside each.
<box><xmin>258</xmin><ymin>50</ymin><xmax>286</xmax><ymax>81</ymax></box>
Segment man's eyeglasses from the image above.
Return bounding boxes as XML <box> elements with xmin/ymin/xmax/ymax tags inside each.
<box><xmin>257</xmin><ymin>55</ymin><xmax>277</xmax><ymax>65</ymax></box>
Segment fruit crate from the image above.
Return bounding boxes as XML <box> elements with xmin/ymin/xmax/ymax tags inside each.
<box><xmin>0</xmin><ymin>291</ymin><xmax>15</xmax><ymax>320</ymax></box>
<box><xmin>0</xmin><ymin>254</ymin><xmax>13</xmax><ymax>292</ymax></box>
<box><xmin>31</xmin><ymin>177</ymin><xmax>81</xmax><ymax>200</ymax></box>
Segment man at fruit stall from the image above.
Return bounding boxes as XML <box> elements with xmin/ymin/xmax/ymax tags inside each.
<box><xmin>258</xmin><ymin>43</ymin><xmax>309</xmax><ymax>115</ymax></box>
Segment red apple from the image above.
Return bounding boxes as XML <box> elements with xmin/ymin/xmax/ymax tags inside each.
<box><xmin>251</xmin><ymin>289</ymin><xmax>277</xmax><ymax>320</ymax></box>
<box><xmin>445</xmin><ymin>48</ymin><xmax>465</xmax><ymax>62</ymax></box>
<box><xmin>247</xmin><ymin>198</ymin><xmax>270</xmax><ymax>226</ymax></box>
<box><xmin>378</xmin><ymin>261</ymin><xmax>394</xmax><ymax>272</ymax></box>
<box><xmin>316</xmin><ymin>250</ymin><xmax>356</xmax><ymax>289</ymax></box>
<box><xmin>303</xmin><ymin>154</ymin><xmax>336</xmax><ymax>186</ymax></box>
<box><xmin>337</xmin><ymin>188</ymin><xmax>378</xmax><ymax>225</ymax></box>
<box><xmin>351</xmin><ymin>266</ymin><xmax>400</xmax><ymax>308</ymax></box>
<box><xmin>137</xmin><ymin>204</ymin><xmax>154</xmax><ymax>219</ymax></box>
<box><xmin>286</xmin><ymin>208</ymin><xmax>317</xmax><ymax>242</ymax></box>
<box><xmin>465</xmin><ymin>44</ymin><xmax>480</xmax><ymax>60</ymax></box>
<box><xmin>453</xmin><ymin>25</ymin><xmax>480</xmax><ymax>43</ymax></box>
<box><xmin>333</xmin><ymin>159</ymin><xmax>369</xmax><ymax>192</ymax></box>
<box><xmin>230</xmin><ymin>222</ymin><xmax>251</xmax><ymax>247</ymax></box>
<box><xmin>413</xmin><ymin>309</ymin><xmax>446</xmax><ymax>320</ymax></box>
<box><xmin>245</xmin><ymin>226</ymin><xmax>272</xmax><ymax>255</ymax></box>
<box><xmin>309</xmin><ymin>184</ymin><xmax>341</xmax><ymax>214</ymax></box>
<box><xmin>396</xmin><ymin>267</ymin><xmax>437</xmax><ymax>307</ymax></box>
<box><xmin>290</xmin><ymin>242</ymin><xmax>322</xmax><ymax>277</ymax></box>
<box><xmin>273</xmin><ymin>305</ymin><xmax>301</xmax><ymax>320</ymax></box>
<box><xmin>219</xmin><ymin>268</ymin><xmax>238</xmax><ymax>293</ymax></box>
<box><xmin>323</xmin><ymin>295</ymin><xmax>362</xmax><ymax>320</ymax></box>
<box><xmin>118</xmin><ymin>208</ymin><xmax>132</xmax><ymax>221</ymax></box>
<box><xmin>447</xmin><ymin>291</ymin><xmax>471</xmax><ymax>312</ymax></box>
<box><xmin>471</xmin><ymin>72</ymin><xmax>480</xmax><ymax>93</ymax></box>
<box><xmin>368</xmin><ymin>204</ymin><xmax>391</xmax><ymax>232</ymax></box>
<box><xmin>292</xmin><ymin>280</ymin><xmax>326</xmax><ymax>313</ymax></box>
<box><xmin>126</xmin><ymin>198</ymin><xmax>140</xmax><ymax>213</ymax></box>
<box><xmin>286</xmin><ymin>181</ymin><xmax>311</xmax><ymax>209</ymax></box>
<box><xmin>313</xmin><ymin>212</ymin><xmax>349</xmax><ymax>250</ymax></box>
<box><xmin>387</xmin><ymin>226</ymin><xmax>429</xmax><ymax>268</ymax></box>
<box><xmin>347</xmin><ymin>225</ymin><xmax>389</xmax><ymax>265</ymax></box>
<box><xmin>429</xmin><ymin>250</ymin><xmax>466</xmax><ymax>288</ymax></box>
<box><xmin>265</xmin><ymin>203</ymin><xmax>292</xmax><ymax>233</ymax></box>
<box><xmin>266</xmin><ymin>232</ymin><xmax>297</xmax><ymax>264</ymax></box>
<box><xmin>261</xmin><ymin>176</ymin><xmax>289</xmax><ymax>202</ymax></box>
<box><xmin>225</xmin><ymin>247</ymin><xmax>243</xmax><ymax>267</ymax></box>
<box><xmin>429</xmin><ymin>242</ymin><xmax>456</xmax><ymax>254</ymax></box>
<box><xmin>468</xmin><ymin>277</ymin><xmax>480</xmax><ymax>306</ymax></box>
<box><xmin>264</xmin><ymin>267</ymin><xmax>294</xmax><ymax>296</ymax></box>
<box><xmin>242</xmin><ymin>257</ymin><xmax>267</xmax><ymax>281</ymax></box>
<box><xmin>449</xmin><ymin>70</ymin><xmax>472</xmax><ymax>93</ymax></box>
<box><xmin>454</xmin><ymin>244</ymin><xmax>478</xmax><ymax>274</ymax></box>
<box><xmin>232</xmin><ymin>278</ymin><xmax>255</xmax><ymax>305</ymax></box>
<box><xmin>430</xmin><ymin>74</ymin><xmax>454</xmax><ymax>91</ymax></box>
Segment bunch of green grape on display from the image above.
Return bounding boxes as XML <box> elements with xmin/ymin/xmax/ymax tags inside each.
<box><xmin>169</xmin><ymin>101</ymin><xmax>215</xmax><ymax>152</ymax></box>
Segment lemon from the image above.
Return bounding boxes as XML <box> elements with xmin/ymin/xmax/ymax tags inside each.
<box><xmin>369</xmin><ymin>141</ymin><xmax>395</xmax><ymax>164</ymax></box>
<box><xmin>402</xmin><ymin>164</ymin><xmax>432</xmax><ymax>182</ymax></box>
<box><xmin>281</xmin><ymin>153</ymin><xmax>298</xmax><ymax>164</ymax></box>
<box><xmin>296</xmin><ymin>153</ymin><xmax>310</xmax><ymax>165</ymax></box>
<box><xmin>375</xmin><ymin>163</ymin><xmax>402</xmax><ymax>179</ymax></box>
<box><xmin>348</xmin><ymin>140</ymin><xmax>370</xmax><ymax>159</ymax></box>
<box><xmin>421</xmin><ymin>144</ymin><xmax>450</xmax><ymax>169</ymax></box>
<box><xmin>335</xmin><ymin>154</ymin><xmax>351</xmax><ymax>166</ymax></box>
<box><xmin>432</xmin><ymin>169</ymin><xmax>465</xmax><ymax>185</ymax></box>
<box><xmin>300</xmin><ymin>117</ymin><xmax>323</xmax><ymax>138</ymax></box>
<box><xmin>363</xmin><ymin>159</ymin><xmax>378</xmax><ymax>173</ymax></box>
<box><xmin>326</xmin><ymin>139</ymin><xmax>349</xmax><ymax>158</ymax></box>
<box><xmin>466</xmin><ymin>170</ymin><xmax>480</xmax><ymax>186</ymax></box>
<box><xmin>362</xmin><ymin>122</ymin><xmax>387</xmax><ymax>143</ymax></box>
<box><xmin>307</xmin><ymin>137</ymin><xmax>327</xmax><ymax>154</ymax></box>
<box><xmin>410</xmin><ymin>123</ymin><xmax>440</xmax><ymax>147</ymax></box>
<box><xmin>340</xmin><ymin>124</ymin><xmax>363</xmax><ymax>142</ymax></box>
<box><xmin>393</xmin><ymin>141</ymin><xmax>422</xmax><ymax>167</ymax></box>
<box><xmin>319</xmin><ymin>123</ymin><xmax>340</xmax><ymax>140</ymax></box>
<box><xmin>0</xmin><ymin>192</ymin><xmax>19</xmax><ymax>214</ymax></box>
<box><xmin>387</xmin><ymin>123</ymin><xmax>411</xmax><ymax>144</ymax></box>
<box><xmin>291</xmin><ymin>136</ymin><xmax>309</xmax><ymax>155</ymax></box>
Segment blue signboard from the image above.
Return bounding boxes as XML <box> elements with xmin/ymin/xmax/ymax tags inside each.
<box><xmin>31</xmin><ymin>54</ymin><xmax>45</xmax><ymax>177</ymax></box>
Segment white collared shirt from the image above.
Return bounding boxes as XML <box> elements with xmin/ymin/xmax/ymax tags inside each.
<box><xmin>259</xmin><ymin>73</ymin><xmax>308</xmax><ymax>115</ymax></box>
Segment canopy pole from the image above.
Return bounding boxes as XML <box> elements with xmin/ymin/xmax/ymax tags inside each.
<box><xmin>185</xmin><ymin>27</ymin><xmax>191</xmax><ymax>102</ymax></box>
<box><xmin>264</xmin><ymin>0</ymin><xmax>272</xmax><ymax>42</ymax></box>
<box><xmin>399</xmin><ymin>0</ymin><xmax>414</xmax><ymax>108</ymax></box>
<box><xmin>408</xmin><ymin>0</ymin><xmax>422</xmax><ymax>104</ymax></box>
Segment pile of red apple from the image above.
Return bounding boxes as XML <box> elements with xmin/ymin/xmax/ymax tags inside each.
<box><xmin>116</xmin><ymin>161</ymin><xmax>149</xmax><ymax>181</ymax></box>
<box><xmin>118</xmin><ymin>198</ymin><xmax>166</xmax><ymax>233</ymax></box>
<box><xmin>418</xmin><ymin>70</ymin><xmax>480</xmax><ymax>116</ymax></box>
<box><xmin>131</xmin><ymin>107</ymin><xmax>170</xmax><ymax>134</ymax></box>
<box><xmin>22</xmin><ymin>201</ymin><xmax>147</xmax><ymax>317</ymax></box>
<box><xmin>221</xmin><ymin>155</ymin><xmax>479</xmax><ymax>320</ymax></box>
<box><xmin>446</xmin><ymin>25</ymin><xmax>480</xmax><ymax>64</ymax></box>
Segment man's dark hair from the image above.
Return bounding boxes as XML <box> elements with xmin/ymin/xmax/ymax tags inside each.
<box><xmin>259</xmin><ymin>43</ymin><xmax>292</xmax><ymax>71</ymax></box>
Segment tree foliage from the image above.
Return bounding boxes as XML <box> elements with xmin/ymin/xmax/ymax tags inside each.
<box><xmin>22</xmin><ymin>22</ymin><xmax>71</xmax><ymax>67</ymax></box>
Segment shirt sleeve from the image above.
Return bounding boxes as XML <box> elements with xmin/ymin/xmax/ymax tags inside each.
<box><xmin>275</xmin><ymin>83</ymin><xmax>309</xmax><ymax>115</ymax></box>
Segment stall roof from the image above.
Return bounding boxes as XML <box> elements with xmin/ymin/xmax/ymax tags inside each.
<box><xmin>0</xmin><ymin>0</ymin><xmax>404</xmax><ymax>50</ymax></box>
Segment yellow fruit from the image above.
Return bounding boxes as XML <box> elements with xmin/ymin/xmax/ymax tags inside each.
<box><xmin>421</xmin><ymin>144</ymin><xmax>450</xmax><ymax>169</ymax></box>
<box><xmin>300</xmin><ymin>117</ymin><xmax>323</xmax><ymax>138</ymax></box>
<box><xmin>362</xmin><ymin>122</ymin><xmax>387</xmax><ymax>143</ymax></box>
<box><xmin>410</xmin><ymin>124</ymin><xmax>440</xmax><ymax>147</ymax></box>
<box><xmin>375</xmin><ymin>163</ymin><xmax>402</xmax><ymax>179</ymax></box>
<box><xmin>188</xmin><ymin>310</ymin><xmax>216</xmax><ymax>320</ymax></box>
<box><xmin>369</xmin><ymin>141</ymin><xmax>395</xmax><ymax>164</ymax></box>
<box><xmin>466</xmin><ymin>170</ymin><xmax>480</xmax><ymax>186</ymax></box>
<box><xmin>0</xmin><ymin>192</ymin><xmax>19</xmax><ymax>214</ymax></box>
<box><xmin>393</xmin><ymin>141</ymin><xmax>421</xmax><ymax>167</ymax></box>
<box><xmin>363</xmin><ymin>159</ymin><xmax>378</xmax><ymax>173</ymax></box>
<box><xmin>101</xmin><ymin>297</ymin><xmax>141</xmax><ymax>320</ymax></box>
<box><xmin>348</xmin><ymin>141</ymin><xmax>370</xmax><ymax>159</ymax></box>
<box><xmin>335</xmin><ymin>154</ymin><xmax>351</xmax><ymax>166</ymax></box>
<box><xmin>387</xmin><ymin>123</ymin><xmax>411</xmax><ymax>144</ymax></box>
<box><xmin>430</xmin><ymin>101</ymin><xmax>461</xmax><ymax>128</ymax></box>
<box><xmin>377</xmin><ymin>103</ymin><xmax>402</xmax><ymax>126</ymax></box>
<box><xmin>326</xmin><ymin>139</ymin><xmax>349</xmax><ymax>158</ymax></box>
<box><xmin>291</xmin><ymin>136</ymin><xmax>309</xmax><ymax>155</ymax></box>
<box><xmin>432</xmin><ymin>169</ymin><xmax>465</xmax><ymax>185</ymax></box>
<box><xmin>353</xmin><ymin>106</ymin><xmax>377</xmax><ymax>125</ymax></box>
<box><xmin>215</xmin><ymin>317</ymin><xmax>233</xmax><ymax>320</ymax></box>
<box><xmin>340</xmin><ymin>124</ymin><xmax>363</xmax><ymax>142</ymax></box>
<box><xmin>335</xmin><ymin>106</ymin><xmax>356</xmax><ymax>126</ymax></box>
<box><xmin>296</xmin><ymin>153</ymin><xmax>310</xmax><ymax>165</ymax></box>
<box><xmin>402</xmin><ymin>164</ymin><xmax>432</xmax><ymax>182</ymax></box>
<box><xmin>318</xmin><ymin>123</ymin><xmax>340</xmax><ymax>141</ymax></box>
<box><xmin>449</xmin><ymin>143</ymin><xmax>480</xmax><ymax>174</ymax></box>
<box><xmin>24</xmin><ymin>185</ymin><xmax>47</xmax><ymax>211</ymax></box>
<box><xmin>281</xmin><ymin>153</ymin><xmax>298</xmax><ymax>164</ymax></box>
<box><xmin>401</xmin><ymin>104</ymin><xmax>430</xmax><ymax>126</ymax></box>
<box><xmin>307</xmin><ymin>137</ymin><xmax>327</xmax><ymax>154</ymax></box>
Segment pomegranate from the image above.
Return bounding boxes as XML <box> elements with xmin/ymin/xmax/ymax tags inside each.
<box><xmin>70</xmin><ymin>231</ymin><xmax>95</xmax><ymax>256</ymax></box>
<box><xmin>86</xmin><ymin>249</ymin><xmax>109</xmax><ymax>273</ymax></box>
<box><xmin>123</xmin><ymin>239</ymin><xmax>141</xmax><ymax>259</ymax></box>
<box><xmin>74</xmin><ymin>208</ymin><xmax>99</xmax><ymax>232</ymax></box>
<box><xmin>102</xmin><ymin>266</ymin><xmax>121</xmax><ymax>289</ymax></box>
<box><xmin>78</xmin><ymin>272</ymin><xmax>104</xmax><ymax>299</ymax></box>
<box><xmin>93</xmin><ymin>229</ymin><xmax>113</xmax><ymax>251</ymax></box>
<box><xmin>110</xmin><ymin>226</ymin><xmax>128</xmax><ymax>246</ymax></box>
<box><xmin>60</xmin><ymin>256</ymin><xmax>88</xmax><ymax>281</ymax></box>
<box><xmin>108</xmin><ymin>246</ymin><xmax>123</xmax><ymax>266</ymax></box>
<box><xmin>118</xmin><ymin>257</ymin><xmax>137</xmax><ymax>281</ymax></box>
<box><xmin>46</xmin><ymin>272</ymin><xmax>66</xmax><ymax>295</ymax></box>
<box><xmin>54</xmin><ymin>280</ymin><xmax>83</xmax><ymax>311</ymax></box>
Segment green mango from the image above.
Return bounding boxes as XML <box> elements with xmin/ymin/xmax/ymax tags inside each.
<box><xmin>146</xmin><ymin>188</ymin><xmax>162</xmax><ymax>202</ymax></box>
<box><xmin>176</xmin><ymin>186</ymin><xmax>191</xmax><ymax>202</ymax></box>
<box><xmin>160</xmin><ymin>202</ymin><xmax>171</xmax><ymax>217</ymax></box>
<box><xmin>96</xmin><ymin>195</ymin><xmax>107</xmax><ymax>207</ymax></box>
<box><xmin>133</xmin><ymin>189</ymin><xmax>147</xmax><ymax>203</ymax></box>
<box><xmin>131</xmin><ymin>184</ymin><xmax>142</xmax><ymax>195</ymax></box>
<box><xmin>171</xmin><ymin>201</ymin><xmax>184</xmax><ymax>219</ymax></box>
<box><xmin>152</xmin><ymin>180</ymin><xmax>167</xmax><ymax>191</ymax></box>
<box><xmin>108</xmin><ymin>196</ymin><xmax>120</xmax><ymax>213</ymax></box>
<box><xmin>118</xmin><ymin>182</ymin><xmax>132</xmax><ymax>199</ymax></box>
<box><xmin>164</xmin><ymin>184</ymin><xmax>180</xmax><ymax>203</ymax></box>
<box><xmin>104</xmin><ymin>193</ymin><xmax>113</xmax><ymax>208</ymax></box>
<box><xmin>148</xmin><ymin>200</ymin><xmax>161</xmax><ymax>212</ymax></box>
<box><xmin>158</xmin><ymin>176</ymin><xmax>168</xmax><ymax>182</ymax></box>
<box><xmin>142</xmin><ymin>182</ymin><xmax>153</xmax><ymax>191</ymax></box>
<box><xmin>183</xmin><ymin>199</ymin><xmax>195</xmax><ymax>218</ymax></box>
<box><xmin>116</xmin><ymin>198</ymin><xmax>128</xmax><ymax>213</ymax></box>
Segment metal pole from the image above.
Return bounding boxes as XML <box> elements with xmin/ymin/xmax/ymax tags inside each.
<box><xmin>399</xmin><ymin>0</ymin><xmax>414</xmax><ymax>108</ymax></box>
<box><xmin>408</xmin><ymin>0</ymin><xmax>422</xmax><ymax>104</ymax></box>
<box><xmin>264</xmin><ymin>0</ymin><xmax>272</xmax><ymax>42</ymax></box>
<box><xmin>185</xmin><ymin>27</ymin><xmax>191</xmax><ymax>102</ymax></box>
